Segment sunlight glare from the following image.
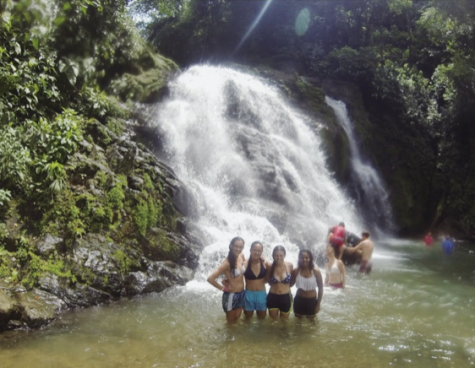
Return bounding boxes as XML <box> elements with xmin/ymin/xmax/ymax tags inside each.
<box><xmin>295</xmin><ymin>8</ymin><xmax>311</xmax><ymax>36</ymax></box>
<box><xmin>234</xmin><ymin>0</ymin><xmax>273</xmax><ymax>54</ymax></box>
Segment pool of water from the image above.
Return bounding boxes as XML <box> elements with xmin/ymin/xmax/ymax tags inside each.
<box><xmin>1</xmin><ymin>240</ymin><xmax>474</xmax><ymax>368</ymax></box>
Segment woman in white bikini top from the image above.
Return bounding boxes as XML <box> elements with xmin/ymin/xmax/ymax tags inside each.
<box><xmin>324</xmin><ymin>246</ymin><xmax>346</xmax><ymax>288</ymax></box>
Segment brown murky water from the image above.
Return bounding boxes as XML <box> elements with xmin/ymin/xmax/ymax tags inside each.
<box><xmin>1</xmin><ymin>239</ymin><xmax>474</xmax><ymax>368</ymax></box>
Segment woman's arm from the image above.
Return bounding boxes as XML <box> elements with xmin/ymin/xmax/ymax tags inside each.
<box><xmin>264</xmin><ymin>261</ymin><xmax>272</xmax><ymax>283</ymax></box>
<box><xmin>314</xmin><ymin>268</ymin><xmax>324</xmax><ymax>314</ymax></box>
<box><xmin>207</xmin><ymin>260</ymin><xmax>229</xmax><ymax>291</ymax></box>
<box><xmin>290</xmin><ymin>268</ymin><xmax>299</xmax><ymax>287</ymax></box>
<box><xmin>338</xmin><ymin>260</ymin><xmax>346</xmax><ymax>288</ymax></box>
<box><xmin>324</xmin><ymin>263</ymin><xmax>329</xmax><ymax>285</ymax></box>
<box><xmin>286</xmin><ymin>261</ymin><xmax>294</xmax><ymax>273</ymax></box>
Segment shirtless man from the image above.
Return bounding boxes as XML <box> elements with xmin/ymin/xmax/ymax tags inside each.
<box><xmin>345</xmin><ymin>230</ymin><xmax>374</xmax><ymax>275</ymax></box>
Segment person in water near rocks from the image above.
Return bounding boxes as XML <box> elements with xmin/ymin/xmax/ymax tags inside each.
<box><xmin>207</xmin><ymin>237</ymin><xmax>246</xmax><ymax>323</ymax></box>
<box><xmin>441</xmin><ymin>235</ymin><xmax>455</xmax><ymax>255</ymax></box>
<box><xmin>267</xmin><ymin>245</ymin><xmax>294</xmax><ymax>319</ymax></box>
<box><xmin>324</xmin><ymin>246</ymin><xmax>346</xmax><ymax>288</ymax></box>
<box><xmin>243</xmin><ymin>241</ymin><xmax>271</xmax><ymax>319</ymax></box>
<box><xmin>344</xmin><ymin>231</ymin><xmax>374</xmax><ymax>275</ymax></box>
<box><xmin>328</xmin><ymin>222</ymin><xmax>347</xmax><ymax>260</ymax></box>
<box><xmin>424</xmin><ymin>232</ymin><xmax>434</xmax><ymax>246</ymax></box>
<box><xmin>290</xmin><ymin>249</ymin><xmax>323</xmax><ymax>319</ymax></box>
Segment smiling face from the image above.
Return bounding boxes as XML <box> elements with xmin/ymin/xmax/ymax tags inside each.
<box><xmin>250</xmin><ymin>243</ymin><xmax>263</xmax><ymax>261</ymax></box>
<box><xmin>231</xmin><ymin>239</ymin><xmax>244</xmax><ymax>256</ymax></box>
<box><xmin>299</xmin><ymin>251</ymin><xmax>311</xmax><ymax>268</ymax></box>
<box><xmin>273</xmin><ymin>250</ymin><xmax>286</xmax><ymax>264</ymax></box>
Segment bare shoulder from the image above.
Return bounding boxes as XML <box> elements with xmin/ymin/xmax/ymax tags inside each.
<box><xmin>313</xmin><ymin>267</ymin><xmax>322</xmax><ymax>275</ymax></box>
<box><xmin>286</xmin><ymin>261</ymin><xmax>294</xmax><ymax>271</ymax></box>
<box><xmin>220</xmin><ymin>258</ymin><xmax>231</xmax><ymax>270</ymax></box>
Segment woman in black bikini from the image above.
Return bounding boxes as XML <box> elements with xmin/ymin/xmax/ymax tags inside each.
<box><xmin>290</xmin><ymin>249</ymin><xmax>323</xmax><ymax>319</ymax></box>
<box><xmin>244</xmin><ymin>241</ymin><xmax>271</xmax><ymax>319</ymax></box>
<box><xmin>267</xmin><ymin>245</ymin><xmax>294</xmax><ymax>319</ymax></box>
<box><xmin>207</xmin><ymin>237</ymin><xmax>246</xmax><ymax>323</ymax></box>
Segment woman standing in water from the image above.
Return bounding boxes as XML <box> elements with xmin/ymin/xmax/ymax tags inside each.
<box><xmin>243</xmin><ymin>241</ymin><xmax>270</xmax><ymax>319</ymax></box>
<box><xmin>324</xmin><ymin>246</ymin><xmax>346</xmax><ymax>288</ymax></box>
<box><xmin>290</xmin><ymin>249</ymin><xmax>323</xmax><ymax>319</ymax></box>
<box><xmin>207</xmin><ymin>237</ymin><xmax>246</xmax><ymax>323</ymax></box>
<box><xmin>267</xmin><ymin>245</ymin><xmax>294</xmax><ymax>319</ymax></box>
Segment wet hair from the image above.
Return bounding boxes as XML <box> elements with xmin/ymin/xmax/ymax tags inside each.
<box><xmin>227</xmin><ymin>236</ymin><xmax>244</xmax><ymax>271</ymax></box>
<box><xmin>339</xmin><ymin>222</ymin><xmax>345</xmax><ymax>227</ymax></box>
<box><xmin>270</xmin><ymin>245</ymin><xmax>286</xmax><ymax>277</ymax></box>
<box><xmin>298</xmin><ymin>249</ymin><xmax>314</xmax><ymax>270</ymax></box>
<box><xmin>250</xmin><ymin>241</ymin><xmax>263</xmax><ymax>251</ymax></box>
<box><xmin>361</xmin><ymin>231</ymin><xmax>370</xmax><ymax>238</ymax></box>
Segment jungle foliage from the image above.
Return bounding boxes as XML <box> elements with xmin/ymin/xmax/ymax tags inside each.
<box><xmin>143</xmin><ymin>0</ymin><xmax>475</xmax><ymax>236</ymax></box>
<box><xmin>0</xmin><ymin>0</ymin><xmax>178</xmax><ymax>288</ymax></box>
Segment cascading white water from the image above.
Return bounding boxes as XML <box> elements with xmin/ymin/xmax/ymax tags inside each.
<box><xmin>325</xmin><ymin>97</ymin><xmax>394</xmax><ymax>234</ymax></box>
<box><xmin>151</xmin><ymin>65</ymin><xmax>363</xmax><ymax>280</ymax></box>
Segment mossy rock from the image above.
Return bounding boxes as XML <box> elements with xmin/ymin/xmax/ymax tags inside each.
<box><xmin>109</xmin><ymin>52</ymin><xmax>178</xmax><ymax>103</ymax></box>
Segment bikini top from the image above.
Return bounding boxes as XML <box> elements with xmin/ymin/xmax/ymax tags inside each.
<box><xmin>244</xmin><ymin>259</ymin><xmax>266</xmax><ymax>280</ymax></box>
<box><xmin>295</xmin><ymin>271</ymin><xmax>318</xmax><ymax>291</ymax></box>
<box><xmin>326</xmin><ymin>260</ymin><xmax>340</xmax><ymax>275</ymax></box>
<box><xmin>270</xmin><ymin>265</ymin><xmax>291</xmax><ymax>284</ymax></box>
<box><xmin>231</xmin><ymin>265</ymin><xmax>246</xmax><ymax>278</ymax></box>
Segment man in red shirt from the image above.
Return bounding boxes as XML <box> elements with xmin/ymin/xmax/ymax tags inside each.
<box><xmin>424</xmin><ymin>232</ymin><xmax>433</xmax><ymax>246</ymax></box>
<box><xmin>328</xmin><ymin>222</ymin><xmax>347</xmax><ymax>260</ymax></box>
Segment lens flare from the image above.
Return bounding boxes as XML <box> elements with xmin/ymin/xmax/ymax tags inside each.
<box><xmin>295</xmin><ymin>8</ymin><xmax>311</xmax><ymax>36</ymax></box>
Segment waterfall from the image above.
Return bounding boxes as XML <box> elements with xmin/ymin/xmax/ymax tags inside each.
<box><xmin>150</xmin><ymin>65</ymin><xmax>363</xmax><ymax>280</ymax></box>
<box><xmin>325</xmin><ymin>97</ymin><xmax>394</xmax><ymax>235</ymax></box>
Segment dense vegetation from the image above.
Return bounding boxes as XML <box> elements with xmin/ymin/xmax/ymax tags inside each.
<box><xmin>144</xmin><ymin>0</ymin><xmax>475</xmax><ymax>237</ymax></box>
<box><xmin>0</xmin><ymin>0</ymin><xmax>180</xmax><ymax>291</ymax></box>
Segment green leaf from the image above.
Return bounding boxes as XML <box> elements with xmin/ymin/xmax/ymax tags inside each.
<box><xmin>32</xmin><ymin>38</ymin><xmax>39</xmax><ymax>51</ymax></box>
<box><xmin>14</xmin><ymin>42</ymin><xmax>21</xmax><ymax>55</ymax></box>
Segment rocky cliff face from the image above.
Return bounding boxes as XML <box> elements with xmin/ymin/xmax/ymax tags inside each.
<box><xmin>0</xmin><ymin>117</ymin><xmax>204</xmax><ymax>331</ymax></box>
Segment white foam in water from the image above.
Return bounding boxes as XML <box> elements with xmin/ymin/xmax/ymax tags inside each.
<box><xmin>152</xmin><ymin>65</ymin><xmax>364</xmax><ymax>279</ymax></box>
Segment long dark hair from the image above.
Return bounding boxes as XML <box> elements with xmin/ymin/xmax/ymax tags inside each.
<box><xmin>297</xmin><ymin>249</ymin><xmax>314</xmax><ymax>270</ymax></box>
<box><xmin>270</xmin><ymin>245</ymin><xmax>286</xmax><ymax>277</ymax></box>
<box><xmin>227</xmin><ymin>236</ymin><xmax>244</xmax><ymax>271</ymax></box>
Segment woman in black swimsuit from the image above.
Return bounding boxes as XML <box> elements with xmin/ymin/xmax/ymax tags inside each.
<box><xmin>267</xmin><ymin>245</ymin><xmax>294</xmax><ymax>319</ymax></box>
<box><xmin>243</xmin><ymin>241</ymin><xmax>270</xmax><ymax>319</ymax></box>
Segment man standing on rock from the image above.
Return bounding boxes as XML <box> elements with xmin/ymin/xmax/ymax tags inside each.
<box><xmin>328</xmin><ymin>222</ymin><xmax>347</xmax><ymax>260</ymax></box>
<box><xmin>344</xmin><ymin>230</ymin><xmax>374</xmax><ymax>275</ymax></box>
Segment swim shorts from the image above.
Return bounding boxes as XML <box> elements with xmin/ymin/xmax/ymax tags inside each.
<box><xmin>293</xmin><ymin>295</ymin><xmax>317</xmax><ymax>316</ymax></box>
<box><xmin>359</xmin><ymin>260</ymin><xmax>372</xmax><ymax>275</ymax></box>
<box><xmin>244</xmin><ymin>290</ymin><xmax>267</xmax><ymax>312</ymax></box>
<box><xmin>267</xmin><ymin>292</ymin><xmax>292</xmax><ymax>314</ymax></box>
<box><xmin>329</xmin><ymin>282</ymin><xmax>343</xmax><ymax>289</ymax></box>
<box><xmin>222</xmin><ymin>290</ymin><xmax>245</xmax><ymax>312</ymax></box>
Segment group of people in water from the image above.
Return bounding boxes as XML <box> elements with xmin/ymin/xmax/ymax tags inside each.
<box><xmin>424</xmin><ymin>232</ymin><xmax>456</xmax><ymax>255</ymax></box>
<box><xmin>207</xmin><ymin>223</ymin><xmax>375</xmax><ymax>323</ymax></box>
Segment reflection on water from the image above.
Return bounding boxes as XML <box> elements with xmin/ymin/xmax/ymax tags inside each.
<box><xmin>1</xmin><ymin>240</ymin><xmax>474</xmax><ymax>368</ymax></box>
